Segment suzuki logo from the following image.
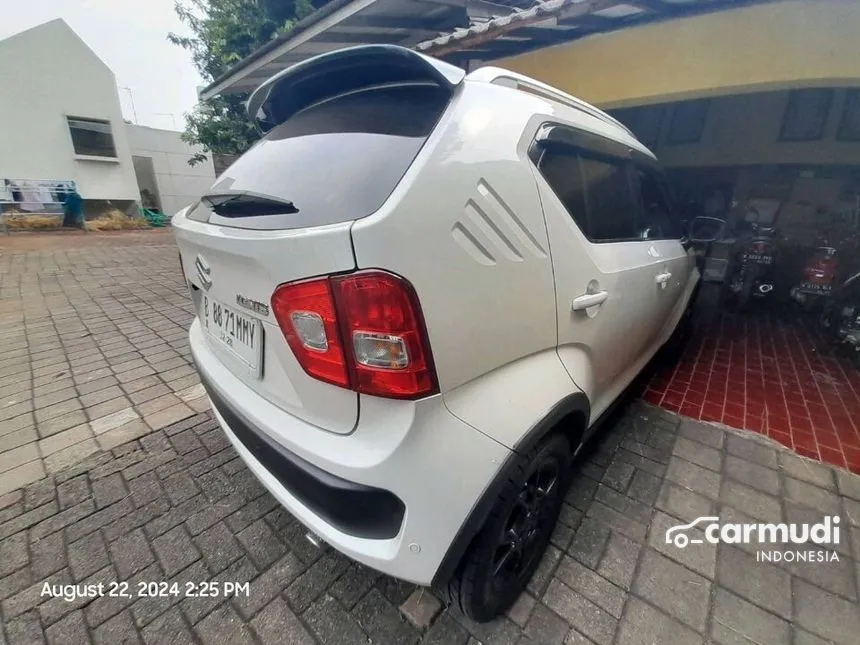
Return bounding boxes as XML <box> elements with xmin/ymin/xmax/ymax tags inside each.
<box><xmin>195</xmin><ymin>255</ymin><xmax>212</xmax><ymax>291</ymax></box>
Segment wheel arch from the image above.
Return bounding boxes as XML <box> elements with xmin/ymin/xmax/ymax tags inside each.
<box><xmin>431</xmin><ymin>392</ymin><xmax>590</xmax><ymax>589</ymax></box>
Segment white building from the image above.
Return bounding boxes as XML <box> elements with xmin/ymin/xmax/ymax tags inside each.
<box><xmin>0</xmin><ymin>19</ymin><xmax>214</xmax><ymax>216</ymax></box>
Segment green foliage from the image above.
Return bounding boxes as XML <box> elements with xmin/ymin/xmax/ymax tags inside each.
<box><xmin>168</xmin><ymin>0</ymin><xmax>324</xmax><ymax>165</ymax></box>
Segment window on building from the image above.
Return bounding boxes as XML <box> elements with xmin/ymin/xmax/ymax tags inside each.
<box><xmin>609</xmin><ymin>105</ymin><xmax>665</xmax><ymax>148</ymax></box>
<box><xmin>67</xmin><ymin>117</ymin><xmax>117</xmax><ymax>158</ymax></box>
<box><xmin>667</xmin><ymin>99</ymin><xmax>709</xmax><ymax>145</ymax></box>
<box><xmin>779</xmin><ymin>89</ymin><xmax>833</xmax><ymax>142</ymax></box>
<box><xmin>635</xmin><ymin>168</ymin><xmax>681</xmax><ymax>239</ymax></box>
<box><xmin>538</xmin><ymin>147</ymin><xmax>637</xmax><ymax>242</ymax></box>
<box><xmin>837</xmin><ymin>89</ymin><xmax>860</xmax><ymax>142</ymax></box>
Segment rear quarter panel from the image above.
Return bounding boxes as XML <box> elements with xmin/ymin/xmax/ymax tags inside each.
<box><xmin>350</xmin><ymin>83</ymin><xmax>566</xmax><ymax>444</ymax></box>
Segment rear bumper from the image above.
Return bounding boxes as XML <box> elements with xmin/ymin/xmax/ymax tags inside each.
<box><xmin>189</xmin><ymin>318</ymin><xmax>510</xmax><ymax>584</ymax></box>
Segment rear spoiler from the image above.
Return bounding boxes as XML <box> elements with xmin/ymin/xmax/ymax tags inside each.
<box><xmin>247</xmin><ymin>45</ymin><xmax>466</xmax><ymax>133</ymax></box>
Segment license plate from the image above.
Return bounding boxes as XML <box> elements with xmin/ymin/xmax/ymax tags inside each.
<box><xmin>744</xmin><ymin>253</ymin><xmax>773</xmax><ymax>264</ymax></box>
<box><xmin>800</xmin><ymin>282</ymin><xmax>832</xmax><ymax>293</ymax></box>
<box><xmin>201</xmin><ymin>295</ymin><xmax>263</xmax><ymax>375</ymax></box>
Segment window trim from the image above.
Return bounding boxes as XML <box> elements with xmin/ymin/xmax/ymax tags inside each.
<box><xmin>531</xmin><ymin>122</ymin><xmax>668</xmax><ymax>245</ymax></box>
<box><xmin>66</xmin><ymin>115</ymin><xmax>118</xmax><ymax>159</ymax></box>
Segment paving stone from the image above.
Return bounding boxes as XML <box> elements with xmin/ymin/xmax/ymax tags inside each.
<box><xmin>725</xmin><ymin>433</ymin><xmax>777</xmax><ymax>469</ymax></box>
<box><xmin>523</xmin><ymin>602</ymin><xmax>570</xmax><ymax>645</ymax></box>
<box><xmin>233</xmin><ymin>552</ymin><xmax>304</xmax><ymax>620</ymax></box>
<box><xmin>593</xmin><ymin>485</ymin><xmax>652</xmax><ymax>525</ymax></box>
<box><xmin>250</xmin><ymin>597</ymin><xmax>315</xmax><ymax>645</ymax></box>
<box><xmin>110</xmin><ymin>529</ymin><xmax>155</xmax><ymax>580</ymax></box>
<box><xmin>152</xmin><ymin>525</ymin><xmax>200</xmax><ymax>577</ymax></box>
<box><xmin>569</xmin><ymin>516</ymin><xmax>611</xmax><ymax>569</ymax></box>
<box><xmin>615</xmin><ymin>597</ymin><xmax>702</xmax><ymax>645</ymax></box>
<box><xmin>30</xmin><ymin>531</ymin><xmax>67</xmax><ymax>579</ymax></box>
<box><xmin>0</xmin><ymin>459</ymin><xmax>47</xmax><ymax>496</ymax></box>
<box><xmin>45</xmin><ymin>609</ymin><xmax>91</xmax><ymax>645</ymax></box>
<box><xmin>627</xmin><ymin>468</ymin><xmax>662</xmax><ymax>506</ymax></box>
<box><xmin>783</xmin><ymin>477</ymin><xmax>842</xmax><ymax>514</ymax></box>
<box><xmin>555</xmin><ymin>555</ymin><xmax>626</xmax><ymax>617</ymax></box>
<box><xmin>543</xmin><ymin>578</ymin><xmax>617</xmax><ymax>645</ymax></box>
<box><xmin>711</xmin><ymin>587</ymin><xmax>790</xmax><ymax>645</ymax></box>
<box><xmin>505</xmin><ymin>592</ymin><xmax>537</xmax><ymax>628</ymax></box>
<box><xmin>724</xmin><ymin>454</ymin><xmax>781</xmax><ymax>496</ymax></box>
<box><xmin>92</xmin><ymin>472</ymin><xmax>128</xmax><ymax>509</ymax></box>
<box><xmin>648</xmin><ymin>510</ymin><xmax>717</xmax><ymax>579</ymax></box>
<box><xmin>778</xmin><ymin>452</ymin><xmax>836</xmax><ymax>490</ymax></box>
<box><xmin>328</xmin><ymin>563</ymin><xmax>378</xmax><ymax>611</ymax></box>
<box><xmin>161</xmin><ymin>472</ymin><xmax>199</xmax><ymax>506</ymax></box>
<box><xmin>286</xmin><ymin>551</ymin><xmax>351</xmax><ymax>613</ymax></box>
<box><xmin>836</xmin><ymin>470</ymin><xmax>860</xmax><ymax>501</ymax></box>
<box><xmin>68</xmin><ymin>531</ymin><xmax>110</xmax><ymax>582</ymax></box>
<box><xmin>23</xmin><ymin>478</ymin><xmax>56</xmax><ymax>512</ymax></box>
<box><xmin>672</xmin><ymin>436</ymin><xmax>722</xmax><ymax>472</ymax></box>
<box><xmin>3</xmin><ymin>569</ymin><xmax>71</xmax><ymax>620</ymax></box>
<box><xmin>601</xmin><ymin>458</ymin><xmax>636</xmax><ymax>493</ymax></box>
<box><xmin>44</xmin><ymin>439</ymin><xmax>100</xmax><ymax>473</ymax></box>
<box><xmin>400</xmin><ymin>588</ymin><xmax>443</xmax><ymax>629</ymax></box>
<box><xmin>586</xmin><ymin>501</ymin><xmax>648</xmax><ymax>542</ymax></box>
<box><xmin>678</xmin><ymin>419</ymin><xmax>725</xmax><ymax>449</ymax></box>
<box><xmin>720</xmin><ymin>479</ymin><xmax>782</xmax><ymax>522</ymax></box>
<box><xmin>303</xmin><ymin>593</ymin><xmax>369</xmax><ymax>645</ymax></box>
<box><xmin>424</xmin><ymin>612</ymin><xmax>470</xmax><ymax>645</ymax></box>
<box><xmin>657</xmin><ymin>481</ymin><xmax>715</xmax><ymax>523</ymax></box>
<box><xmin>63</xmin><ymin>498</ymin><xmax>130</xmax><ymax>542</ymax></box>
<box><xmin>6</xmin><ymin>610</ymin><xmax>46</xmax><ymax>645</ymax></box>
<box><xmin>93</xmin><ymin>610</ymin><xmax>142</xmax><ymax>645</ymax></box>
<box><xmin>716</xmin><ymin>545</ymin><xmax>792</xmax><ymax>619</ymax></box>
<box><xmin>596</xmin><ymin>531</ymin><xmax>641</xmax><ymax>590</ymax></box>
<box><xmin>353</xmin><ymin>588</ymin><xmax>420</xmax><ymax>645</ymax></box>
<box><xmin>192</xmin><ymin>521</ymin><xmax>242</xmax><ymax>575</ymax></box>
<box><xmin>195</xmin><ymin>603</ymin><xmax>256</xmax><ymax>645</ymax></box>
<box><xmin>634</xmin><ymin>549</ymin><xmax>711</xmax><ymax>632</ymax></box>
<box><xmin>38</xmin><ymin>410</ymin><xmax>88</xmax><ymax>438</ymax></box>
<box><xmin>140</xmin><ymin>607</ymin><xmax>195</xmax><ymax>645</ymax></box>
<box><xmin>526</xmin><ymin>543</ymin><xmax>562</xmax><ymax>597</ymax></box>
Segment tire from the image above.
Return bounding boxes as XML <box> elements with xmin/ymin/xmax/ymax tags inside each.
<box><xmin>441</xmin><ymin>433</ymin><xmax>573</xmax><ymax>622</ymax></box>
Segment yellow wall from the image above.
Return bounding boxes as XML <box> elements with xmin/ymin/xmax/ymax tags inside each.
<box><xmin>499</xmin><ymin>0</ymin><xmax>860</xmax><ymax>109</ymax></box>
<box><xmin>650</xmin><ymin>88</ymin><xmax>860</xmax><ymax>168</ymax></box>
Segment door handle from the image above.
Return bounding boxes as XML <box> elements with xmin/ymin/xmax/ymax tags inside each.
<box><xmin>655</xmin><ymin>272</ymin><xmax>672</xmax><ymax>288</ymax></box>
<box><xmin>572</xmin><ymin>291</ymin><xmax>608</xmax><ymax>311</ymax></box>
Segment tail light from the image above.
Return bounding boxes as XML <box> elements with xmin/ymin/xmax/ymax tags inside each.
<box><xmin>752</xmin><ymin>241</ymin><xmax>769</xmax><ymax>254</ymax></box>
<box><xmin>271</xmin><ymin>271</ymin><xmax>437</xmax><ymax>399</ymax></box>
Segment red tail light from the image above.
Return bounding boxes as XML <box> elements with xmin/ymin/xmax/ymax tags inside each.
<box><xmin>271</xmin><ymin>271</ymin><xmax>437</xmax><ymax>399</ymax></box>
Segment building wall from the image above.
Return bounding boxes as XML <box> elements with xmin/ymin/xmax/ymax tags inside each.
<box><xmin>499</xmin><ymin>0</ymin><xmax>860</xmax><ymax>109</ymax></box>
<box><xmin>0</xmin><ymin>20</ymin><xmax>139</xmax><ymax>201</ymax></box>
<box><xmin>644</xmin><ymin>88</ymin><xmax>860</xmax><ymax>168</ymax></box>
<box><xmin>125</xmin><ymin>125</ymin><xmax>215</xmax><ymax>216</ymax></box>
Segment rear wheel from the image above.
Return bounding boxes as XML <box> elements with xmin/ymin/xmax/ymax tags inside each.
<box><xmin>442</xmin><ymin>433</ymin><xmax>572</xmax><ymax>622</ymax></box>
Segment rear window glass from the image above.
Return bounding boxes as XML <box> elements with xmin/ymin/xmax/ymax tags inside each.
<box><xmin>199</xmin><ymin>84</ymin><xmax>449</xmax><ymax>230</ymax></box>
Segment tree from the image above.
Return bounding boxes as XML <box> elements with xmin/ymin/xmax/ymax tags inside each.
<box><xmin>168</xmin><ymin>0</ymin><xmax>319</xmax><ymax>165</ymax></box>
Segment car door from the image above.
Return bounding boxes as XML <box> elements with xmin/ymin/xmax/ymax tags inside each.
<box><xmin>631</xmin><ymin>164</ymin><xmax>696</xmax><ymax>354</ymax></box>
<box><xmin>531</xmin><ymin>125</ymin><xmax>664</xmax><ymax>420</ymax></box>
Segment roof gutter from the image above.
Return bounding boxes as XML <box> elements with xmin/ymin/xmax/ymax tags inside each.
<box><xmin>200</xmin><ymin>0</ymin><xmax>379</xmax><ymax>100</ymax></box>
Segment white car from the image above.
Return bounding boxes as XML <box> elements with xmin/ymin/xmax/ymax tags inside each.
<box><xmin>173</xmin><ymin>44</ymin><xmax>706</xmax><ymax>621</ymax></box>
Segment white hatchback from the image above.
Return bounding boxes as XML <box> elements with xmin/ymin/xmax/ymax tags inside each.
<box><xmin>173</xmin><ymin>44</ymin><xmax>705</xmax><ymax>621</ymax></box>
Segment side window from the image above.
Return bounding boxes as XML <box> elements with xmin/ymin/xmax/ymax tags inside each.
<box><xmin>538</xmin><ymin>147</ymin><xmax>637</xmax><ymax>242</ymax></box>
<box><xmin>635</xmin><ymin>168</ymin><xmax>681</xmax><ymax>239</ymax></box>
<box><xmin>578</xmin><ymin>155</ymin><xmax>636</xmax><ymax>241</ymax></box>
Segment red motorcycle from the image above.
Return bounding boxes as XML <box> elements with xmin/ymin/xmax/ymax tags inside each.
<box><xmin>791</xmin><ymin>244</ymin><xmax>840</xmax><ymax>311</ymax></box>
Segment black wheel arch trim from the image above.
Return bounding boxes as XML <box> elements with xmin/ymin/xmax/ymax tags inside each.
<box><xmin>431</xmin><ymin>392</ymin><xmax>590</xmax><ymax>589</ymax></box>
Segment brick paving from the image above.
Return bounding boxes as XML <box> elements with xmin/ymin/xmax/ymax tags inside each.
<box><xmin>1</xmin><ymin>402</ymin><xmax>859</xmax><ymax>645</ymax></box>
<box><xmin>0</xmin><ymin>230</ymin><xmax>205</xmax><ymax>494</ymax></box>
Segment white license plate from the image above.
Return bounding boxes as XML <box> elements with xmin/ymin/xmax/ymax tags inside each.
<box><xmin>744</xmin><ymin>253</ymin><xmax>773</xmax><ymax>264</ymax></box>
<box><xmin>201</xmin><ymin>295</ymin><xmax>263</xmax><ymax>375</ymax></box>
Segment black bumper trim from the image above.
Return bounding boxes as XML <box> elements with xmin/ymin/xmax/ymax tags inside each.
<box><xmin>198</xmin><ymin>373</ymin><xmax>405</xmax><ymax>540</ymax></box>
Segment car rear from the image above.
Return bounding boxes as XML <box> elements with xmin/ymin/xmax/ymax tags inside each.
<box><xmin>173</xmin><ymin>46</ymin><xmax>511</xmax><ymax>584</ymax></box>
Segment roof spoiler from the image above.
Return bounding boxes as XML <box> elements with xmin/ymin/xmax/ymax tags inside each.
<box><xmin>247</xmin><ymin>45</ymin><xmax>466</xmax><ymax>133</ymax></box>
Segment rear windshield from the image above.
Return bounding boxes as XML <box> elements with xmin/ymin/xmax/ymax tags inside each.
<box><xmin>197</xmin><ymin>83</ymin><xmax>450</xmax><ymax>230</ymax></box>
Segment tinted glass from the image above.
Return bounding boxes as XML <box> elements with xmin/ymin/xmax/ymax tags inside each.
<box><xmin>68</xmin><ymin>117</ymin><xmax>117</xmax><ymax>158</ymax></box>
<box><xmin>202</xmin><ymin>84</ymin><xmax>449</xmax><ymax>230</ymax></box>
<box><xmin>538</xmin><ymin>148</ymin><xmax>637</xmax><ymax>242</ymax></box>
<box><xmin>578</xmin><ymin>155</ymin><xmax>636</xmax><ymax>241</ymax></box>
<box><xmin>636</xmin><ymin>168</ymin><xmax>681</xmax><ymax>239</ymax></box>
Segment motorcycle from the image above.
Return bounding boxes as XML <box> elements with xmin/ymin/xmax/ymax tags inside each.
<box><xmin>723</xmin><ymin>222</ymin><xmax>778</xmax><ymax>309</ymax></box>
<box><xmin>791</xmin><ymin>244</ymin><xmax>840</xmax><ymax>311</ymax></box>
<box><xmin>820</xmin><ymin>269</ymin><xmax>860</xmax><ymax>367</ymax></box>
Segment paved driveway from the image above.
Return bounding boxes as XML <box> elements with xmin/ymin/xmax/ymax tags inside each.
<box><xmin>0</xmin><ymin>230</ymin><xmax>206</xmax><ymax>494</ymax></box>
<box><xmin>1</xmin><ymin>231</ymin><xmax>860</xmax><ymax>644</ymax></box>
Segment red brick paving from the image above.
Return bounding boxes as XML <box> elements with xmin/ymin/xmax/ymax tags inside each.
<box><xmin>645</xmin><ymin>312</ymin><xmax>860</xmax><ymax>473</ymax></box>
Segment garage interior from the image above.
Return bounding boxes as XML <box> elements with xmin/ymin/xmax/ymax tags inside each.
<box><xmin>616</xmin><ymin>87</ymin><xmax>860</xmax><ymax>472</ymax></box>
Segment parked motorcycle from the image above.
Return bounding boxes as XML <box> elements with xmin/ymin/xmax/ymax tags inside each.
<box><xmin>723</xmin><ymin>222</ymin><xmax>778</xmax><ymax>309</ymax></box>
<box><xmin>820</xmin><ymin>269</ymin><xmax>860</xmax><ymax>367</ymax></box>
<box><xmin>791</xmin><ymin>244</ymin><xmax>840</xmax><ymax>311</ymax></box>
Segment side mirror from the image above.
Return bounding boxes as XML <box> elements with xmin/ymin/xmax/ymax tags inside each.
<box><xmin>687</xmin><ymin>216</ymin><xmax>726</xmax><ymax>244</ymax></box>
